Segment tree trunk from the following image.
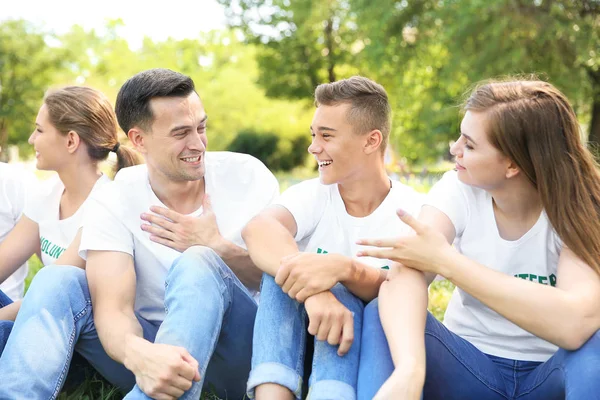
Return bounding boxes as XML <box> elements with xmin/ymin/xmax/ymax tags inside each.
<box><xmin>589</xmin><ymin>96</ymin><xmax>600</xmax><ymax>149</ymax></box>
<box><xmin>587</xmin><ymin>69</ymin><xmax>600</xmax><ymax>151</ymax></box>
<box><xmin>0</xmin><ymin>121</ymin><xmax>8</xmax><ymax>162</ymax></box>
<box><xmin>324</xmin><ymin>17</ymin><xmax>336</xmax><ymax>82</ymax></box>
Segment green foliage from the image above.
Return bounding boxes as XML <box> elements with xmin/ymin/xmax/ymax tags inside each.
<box><xmin>0</xmin><ymin>20</ymin><xmax>65</xmax><ymax>160</ymax></box>
<box><xmin>228</xmin><ymin>129</ymin><xmax>310</xmax><ymax>171</ymax></box>
<box><xmin>429</xmin><ymin>279</ymin><xmax>455</xmax><ymax>321</ymax></box>
<box><xmin>218</xmin><ymin>0</ymin><xmax>363</xmax><ymax>98</ymax></box>
<box><xmin>219</xmin><ymin>0</ymin><xmax>600</xmax><ymax>164</ymax></box>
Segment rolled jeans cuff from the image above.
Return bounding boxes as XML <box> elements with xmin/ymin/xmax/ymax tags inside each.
<box><xmin>247</xmin><ymin>362</ymin><xmax>303</xmax><ymax>400</ymax></box>
<box><xmin>308</xmin><ymin>379</ymin><xmax>356</xmax><ymax>400</ymax></box>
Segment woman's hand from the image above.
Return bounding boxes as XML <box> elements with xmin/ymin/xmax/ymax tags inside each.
<box><xmin>357</xmin><ymin>209</ymin><xmax>456</xmax><ymax>278</ymax></box>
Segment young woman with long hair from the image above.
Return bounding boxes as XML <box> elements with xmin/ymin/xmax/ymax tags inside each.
<box><xmin>0</xmin><ymin>86</ymin><xmax>142</xmax><ymax>351</ymax></box>
<box><xmin>357</xmin><ymin>79</ymin><xmax>600</xmax><ymax>399</ymax></box>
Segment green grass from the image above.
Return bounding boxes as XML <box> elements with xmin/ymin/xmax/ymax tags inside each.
<box><xmin>21</xmin><ymin>172</ymin><xmax>452</xmax><ymax>399</ymax></box>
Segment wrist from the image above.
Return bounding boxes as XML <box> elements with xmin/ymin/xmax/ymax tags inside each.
<box><xmin>434</xmin><ymin>245</ymin><xmax>459</xmax><ymax>279</ymax></box>
<box><xmin>210</xmin><ymin>236</ymin><xmax>232</xmax><ymax>258</ymax></box>
<box><xmin>336</xmin><ymin>255</ymin><xmax>354</xmax><ymax>282</ymax></box>
<box><xmin>123</xmin><ymin>334</ymin><xmax>150</xmax><ymax>372</ymax></box>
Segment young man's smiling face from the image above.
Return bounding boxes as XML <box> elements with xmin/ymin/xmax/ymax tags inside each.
<box><xmin>141</xmin><ymin>92</ymin><xmax>208</xmax><ymax>182</ymax></box>
<box><xmin>308</xmin><ymin>102</ymin><xmax>370</xmax><ymax>185</ymax></box>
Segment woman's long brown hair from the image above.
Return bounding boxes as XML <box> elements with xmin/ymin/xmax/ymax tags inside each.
<box><xmin>465</xmin><ymin>79</ymin><xmax>600</xmax><ymax>275</ymax></box>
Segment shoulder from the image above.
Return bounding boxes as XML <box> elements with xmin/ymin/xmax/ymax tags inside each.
<box><xmin>282</xmin><ymin>178</ymin><xmax>331</xmax><ymax>199</ymax></box>
<box><xmin>114</xmin><ymin>164</ymin><xmax>148</xmax><ymax>183</ymax></box>
<box><xmin>389</xmin><ymin>180</ymin><xmax>425</xmax><ymax>204</ymax></box>
<box><xmin>206</xmin><ymin>151</ymin><xmax>277</xmax><ymax>187</ymax></box>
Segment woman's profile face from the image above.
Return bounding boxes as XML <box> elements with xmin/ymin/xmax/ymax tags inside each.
<box><xmin>28</xmin><ymin>104</ymin><xmax>70</xmax><ymax>171</ymax></box>
<box><xmin>450</xmin><ymin>110</ymin><xmax>512</xmax><ymax>191</ymax></box>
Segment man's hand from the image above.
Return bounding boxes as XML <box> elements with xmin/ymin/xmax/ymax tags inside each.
<box><xmin>304</xmin><ymin>291</ymin><xmax>354</xmax><ymax>356</ymax></box>
<box><xmin>141</xmin><ymin>194</ymin><xmax>224</xmax><ymax>252</ymax></box>
<box><xmin>124</xmin><ymin>340</ymin><xmax>201</xmax><ymax>400</ymax></box>
<box><xmin>275</xmin><ymin>253</ymin><xmax>351</xmax><ymax>302</ymax></box>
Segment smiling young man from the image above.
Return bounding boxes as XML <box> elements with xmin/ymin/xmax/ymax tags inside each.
<box><xmin>0</xmin><ymin>69</ymin><xmax>279</xmax><ymax>400</ymax></box>
<box><xmin>242</xmin><ymin>76</ymin><xmax>424</xmax><ymax>400</ymax></box>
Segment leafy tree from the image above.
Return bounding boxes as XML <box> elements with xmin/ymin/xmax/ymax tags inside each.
<box><xmin>0</xmin><ymin>20</ymin><xmax>64</xmax><ymax>160</ymax></box>
<box><xmin>217</xmin><ymin>0</ymin><xmax>363</xmax><ymax>99</ymax></box>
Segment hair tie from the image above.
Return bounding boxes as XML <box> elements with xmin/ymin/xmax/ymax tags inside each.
<box><xmin>111</xmin><ymin>142</ymin><xmax>121</xmax><ymax>153</ymax></box>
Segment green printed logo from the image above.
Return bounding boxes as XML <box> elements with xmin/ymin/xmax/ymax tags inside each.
<box><xmin>40</xmin><ymin>236</ymin><xmax>66</xmax><ymax>260</ymax></box>
<box><xmin>316</xmin><ymin>247</ymin><xmax>389</xmax><ymax>269</ymax></box>
<box><xmin>514</xmin><ymin>273</ymin><xmax>557</xmax><ymax>287</ymax></box>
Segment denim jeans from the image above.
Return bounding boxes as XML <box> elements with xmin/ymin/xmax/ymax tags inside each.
<box><xmin>248</xmin><ymin>273</ymin><xmax>364</xmax><ymax>400</ymax></box>
<box><xmin>0</xmin><ymin>246</ymin><xmax>257</xmax><ymax>400</ymax></box>
<box><xmin>0</xmin><ymin>289</ymin><xmax>14</xmax><ymax>355</ymax></box>
<box><xmin>358</xmin><ymin>299</ymin><xmax>600</xmax><ymax>400</ymax></box>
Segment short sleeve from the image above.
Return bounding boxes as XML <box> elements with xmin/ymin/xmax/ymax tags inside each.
<box><xmin>23</xmin><ymin>175</ymin><xmax>60</xmax><ymax>224</ymax></box>
<box><xmin>79</xmin><ymin>196</ymin><xmax>134</xmax><ymax>260</ymax></box>
<box><xmin>424</xmin><ymin>171</ymin><xmax>469</xmax><ymax>237</ymax></box>
<box><xmin>275</xmin><ymin>179</ymin><xmax>328</xmax><ymax>241</ymax></box>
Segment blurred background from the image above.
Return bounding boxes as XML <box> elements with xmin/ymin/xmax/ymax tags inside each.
<box><xmin>1</xmin><ymin>1</ymin><xmax>598</xmax><ymax>397</ymax></box>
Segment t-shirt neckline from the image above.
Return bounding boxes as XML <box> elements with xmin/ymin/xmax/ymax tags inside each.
<box><xmin>486</xmin><ymin>194</ymin><xmax>545</xmax><ymax>246</ymax></box>
<box><xmin>333</xmin><ymin>180</ymin><xmax>395</xmax><ymax>226</ymax></box>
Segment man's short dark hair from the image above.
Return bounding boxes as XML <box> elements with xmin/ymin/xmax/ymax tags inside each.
<box><xmin>115</xmin><ymin>68</ymin><xmax>196</xmax><ymax>133</ymax></box>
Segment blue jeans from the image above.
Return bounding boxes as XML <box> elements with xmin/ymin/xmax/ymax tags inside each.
<box><xmin>0</xmin><ymin>289</ymin><xmax>14</xmax><ymax>355</ymax></box>
<box><xmin>248</xmin><ymin>273</ymin><xmax>364</xmax><ymax>400</ymax></box>
<box><xmin>358</xmin><ymin>299</ymin><xmax>600</xmax><ymax>400</ymax></box>
<box><xmin>0</xmin><ymin>246</ymin><xmax>257</xmax><ymax>400</ymax></box>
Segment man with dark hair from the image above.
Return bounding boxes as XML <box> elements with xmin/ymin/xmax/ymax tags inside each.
<box><xmin>0</xmin><ymin>69</ymin><xmax>279</xmax><ymax>399</ymax></box>
<box><xmin>243</xmin><ymin>76</ymin><xmax>424</xmax><ymax>399</ymax></box>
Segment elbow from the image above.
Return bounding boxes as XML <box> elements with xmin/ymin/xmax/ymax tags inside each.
<box><xmin>560</xmin><ymin>331</ymin><xmax>591</xmax><ymax>351</ymax></box>
<box><xmin>559</xmin><ymin>313</ymin><xmax>600</xmax><ymax>350</ymax></box>
<box><xmin>241</xmin><ymin>216</ymin><xmax>261</xmax><ymax>242</ymax></box>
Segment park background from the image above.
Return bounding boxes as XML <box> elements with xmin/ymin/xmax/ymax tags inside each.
<box><xmin>1</xmin><ymin>0</ymin><xmax>599</xmax><ymax>398</ymax></box>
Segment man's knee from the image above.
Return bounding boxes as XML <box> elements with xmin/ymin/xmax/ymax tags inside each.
<box><xmin>168</xmin><ymin>246</ymin><xmax>228</xmax><ymax>289</ymax></box>
<box><xmin>27</xmin><ymin>265</ymin><xmax>87</xmax><ymax>297</ymax></box>
<box><xmin>330</xmin><ymin>284</ymin><xmax>364</xmax><ymax>314</ymax></box>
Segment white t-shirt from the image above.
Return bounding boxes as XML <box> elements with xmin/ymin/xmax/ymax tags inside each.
<box><xmin>79</xmin><ymin>152</ymin><xmax>280</xmax><ymax>323</ymax></box>
<box><xmin>426</xmin><ymin>171</ymin><xmax>560</xmax><ymax>361</ymax></box>
<box><xmin>24</xmin><ymin>174</ymin><xmax>111</xmax><ymax>267</ymax></box>
<box><xmin>0</xmin><ymin>163</ymin><xmax>35</xmax><ymax>301</ymax></box>
<box><xmin>277</xmin><ymin>178</ymin><xmax>425</xmax><ymax>270</ymax></box>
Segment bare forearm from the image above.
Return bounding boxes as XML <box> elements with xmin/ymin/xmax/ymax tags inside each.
<box><xmin>0</xmin><ymin>301</ymin><xmax>21</xmax><ymax>321</ymax></box>
<box><xmin>242</xmin><ymin>217</ymin><xmax>299</xmax><ymax>277</ymax></box>
<box><xmin>342</xmin><ymin>259</ymin><xmax>388</xmax><ymax>302</ymax></box>
<box><xmin>445</xmin><ymin>251</ymin><xmax>597</xmax><ymax>349</ymax></box>
<box><xmin>95</xmin><ymin>310</ymin><xmax>145</xmax><ymax>364</ymax></box>
<box><xmin>379</xmin><ymin>267</ymin><xmax>428</xmax><ymax>378</ymax></box>
<box><xmin>213</xmin><ymin>239</ymin><xmax>262</xmax><ymax>290</ymax></box>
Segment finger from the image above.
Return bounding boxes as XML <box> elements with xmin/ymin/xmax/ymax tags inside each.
<box><xmin>141</xmin><ymin>223</ymin><xmax>176</xmax><ymax>241</ymax></box>
<box><xmin>149</xmin><ymin>206</ymin><xmax>183</xmax><ymax>223</ymax></box>
<box><xmin>175</xmin><ymin>354</ymin><xmax>197</xmax><ymax>381</ymax></box>
<box><xmin>326</xmin><ymin>319</ymin><xmax>342</xmax><ymax>346</ymax></box>
<box><xmin>355</xmin><ymin>237</ymin><xmax>399</xmax><ymax>247</ymax></box>
<box><xmin>307</xmin><ymin>313</ymin><xmax>321</xmax><ymax>336</ymax></box>
<box><xmin>316</xmin><ymin>316</ymin><xmax>331</xmax><ymax>342</ymax></box>
<box><xmin>141</xmin><ymin>213</ymin><xmax>177</xmax><ymax>231</ymax></box>
<box><xmin>338</xmin><ymin>313</ymin><xmax>354</xmax><ymax>356</ymax></box>
<box><xmin>275</xmin><ymin>263</ymin><xmax>291</xmax><ymax>287</ymax></box>
<box><xmin>287</xmin><ymin>281</ymin><xmax>304</xmax><ymax>301</ymax></box>
<box><xmin>149</xmin><ymin>235</ymin><xmax>182</xmax><ymax>251</ymax></box>
<box><xmin>396</xmin><ymin>208</ymin><xmax>425</xmax><ymax>234</ymax></box>
<box><xmin>295</xmin><ymin>288</ymin><xmax>312</xmax><ymax>303</ymax></box>
<box><xmin>159</xmin><ymin>383</ymin><xmax>185</xmax><ymax>399</ymax></box>
<box><xmin>170</xmin><ymin>375</ymin><xmax>193</xmax><ymax>393</ymax></box>
<box><xmin>153</xmin><ymin>393</ymin><xmax>177</xmax><ymax>400</ymax></box>
<box><xmin>356</xmin><ymin>248</ymin><xmax>394</xmax><ymax>259</ymax></box>
<box><xmin>180</xmin><ymin>352</ymin><xmax>201</xmax><ymax>382</ymax></box>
